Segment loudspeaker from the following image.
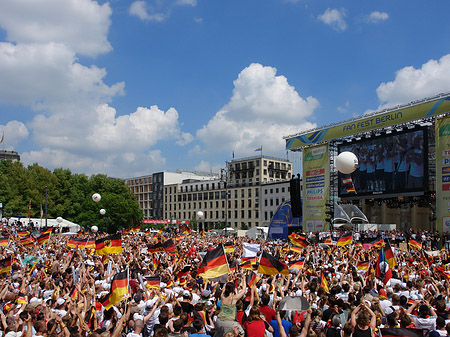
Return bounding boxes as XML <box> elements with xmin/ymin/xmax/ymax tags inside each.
<box><xmin>290</xmin><ymin>178</ymin><xmax>302</xmax><ymax>218</ymax></box>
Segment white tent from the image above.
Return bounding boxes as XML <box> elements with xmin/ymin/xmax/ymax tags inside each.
<box><xmin>246</xmin><ymin>226</ymin><xmax>268</xmax><ymax>239</ymax></box>
<box><xmin>6</xmin><ymin>217</ymin><xmax>81</xmax><ymax>233</ymax></box>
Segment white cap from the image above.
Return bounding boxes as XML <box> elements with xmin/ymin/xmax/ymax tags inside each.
<box><xmin>183</xmin><ymin>290</ymin><xmax>190</xmax><ymax>296</ymax></box>
<box><xmin>133</xmin><ymin>313</ymin><xmax>144</xmax><ymax>321</ymax></box>
<box><xmin>56</xmin><ymin>298</ymin><xmax>65</xmax><ymax>306</ymax></box>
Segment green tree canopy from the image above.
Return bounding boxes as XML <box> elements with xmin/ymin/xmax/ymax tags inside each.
<box><xmin>0</xmin><ymin>160</ymin><xmax>142</xmax><ymax>232</ymax></box>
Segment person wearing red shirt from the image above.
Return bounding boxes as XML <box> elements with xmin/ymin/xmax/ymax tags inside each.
<box><xmin>259</xmin><ymin>293</ymin><xmax>276</xmax><ymax>323</ymax></box>
<box><xmin>244</xmin><ymin>306</ymin><xmax>274</xmax><ymax>337</ymax></box>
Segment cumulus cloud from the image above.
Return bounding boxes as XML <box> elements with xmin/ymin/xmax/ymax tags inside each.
<box><xmin>0</xmin><ymin>0</ymin><xmax>112</xmax><ymax>58</ymax></box>
<box><xmin>318</xmin><ymin>8</ymin><xmax>347</xmax><ymax>31</ymax></box>
<box><xmin>196</xmin><ymin>63</ymin><xmax>318</xmax><ymax>157</ymax></box>
<box><xmin>129</xmin><ymin>1</ymin><xmax>166</xmax><ymax>22</ymax></box>
<box><xmin>0</xmin><ymin>0</ymin><xmax>190</xmax><ymax>177</ymax></box>
<box><xmin>0</xmin><ymin>121</ymin><xmax>29</xmax><ymax>150</ymax></box>
<box><xmin>376</xmin><ymin>54</ymin><xmax>450</xmax><ymax>108</ymax></box>
<box><xmin>366</xmin><ymin>11</ymin><xmax>389</xmax><ymax>24</ymax></box>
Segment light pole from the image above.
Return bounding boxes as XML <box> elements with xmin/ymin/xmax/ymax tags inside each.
<box><xmin>197</xmin><ymin>211</ymin><xmax>204</xmax><ymax>233</ymax></box>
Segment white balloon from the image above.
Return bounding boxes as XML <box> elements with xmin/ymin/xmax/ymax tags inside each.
<box><xmin>92</xmin><ymin>193</ymin><xmax>101</xmax><ymax>202</ymax></box>
<box><xmin>197</xmin><ymin>211</ymin><xmax>204</xmax><ymax>219</ymax></box>
<box><xmin>56</xmin><ymin>216</ymin><xmax>63</xmax><ymax>223</ymax></box>
<box><xmin>336</xmin><ymin>151</ymin><xmax>358</xmax><ymax>174</ymax></box>
<box><xmin>91</xmin><ymin>225</ymin><xmax>98</xmax><ymax>233</ymax></box>
<box><xmin>100</xmin><ymin>209</ymin><xmax>106</xmax><ymax>215</ymax></box>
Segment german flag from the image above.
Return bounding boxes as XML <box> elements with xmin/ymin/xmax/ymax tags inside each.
<box><xmin>346</xmin><ymin>187</ymin><xmax>356</xmax><ymax>193</ymax></box>
<box><xmin>320</xmin><ymin>272</ymin><xmax>329</xmax><ymax>292</ymax></box>
<box><xmin>408</xmin><ymin>239</ymin><xmax>422</xmax><ymax>250</ymax></box>
<box><xmin>289</xmin><ymin>260</ymin><xmax>304</xmax><ymax>270</ymax></box>
<box><xmin>85</xmin><ymin>306</ymin><xmax>96</xmax><ymax>328</ymax></box>
<box><xmin>384</xmin><ymin>241</ymin><xmax>397</xmax><ymax>268</ymax></box>
<box><xmin>370</xmin><ymin>237</ymin><xmax>384</xmax><ymax>248</ymax></box>
<box><xmin>289</xmin><ymin>246</ymin><xmax>303</xmax><ymax>254</ymax></box>
<box><xmin>162</xmin><ymin>239</ymin><xmax>176</xmax><ymax>253</ymax></box>
<box><xmin>70</xmin><ymin>287</ymin><xmax>78</xmax><ymax>300</ymax></box>
<box><xmin>289</xmin><ymin>233</ymin><xmax>308</xmax><ymax>248</ymax></box>
<box><xmin>130</xmin><ymin>226</ymin><xmax>140</xmax><ymax>233</ymax></box>
<box><xmin>0</xmin><ymin>236</ymin><xmax>9</xmax><ymax>247</ymax></box>
<box><xmin>20</xmin><ymin>236</ymin><xmax>34</xmax><ymax>247</ymax></box>
<box><xmin>37</xmin><ymin>233</ymin><xmax>50</xmax><ymax>245</ymax></box>
<box><xmin>224</xmin><ymin>242</ymin><xmax>234</xmax><ymax>253</ymax></box>
<box><xmin>101</xmin><ymin>270</ymin><xmax>129</xmax><ymax>310</ymax></box>
<box><xmin>356</xmin><ymin>260</ymin><xmax>370</xmax><ymax>271</ymax></box>
<box><xmin>68</xmin><ymin>238</ymin><xmax>85</xmax><ymax>248</ymax></box>
<box><xmin>0</xmin><ymin>257</ymin><xmax>12</xmax><ymax>274</ymax></box>
<box><xmin>324</xmin><ymin>237</ymin><xmax>332</xmax><ymax>245</ymax></box>
<box><xmin>41</xmin><ymin>228</ymin><xmax>53</xmax><ymax>235</ymax></box>
<box><xmin>84</xmin><ymin>238</ymin><xmax>96</xmax><ymax>249</ymax></box>
<box><xmin>239</xmin><ymin>260</ymin><xmax>254</xmax><ymax>270</ymax></box>
<box><xmin>241</xmin><ymin>256</ymin><xmax>257</xmax><ymax>264</ymax></box>
<box><xmin>177</xmin><ymin>265</ymin><xmax>191</xmax><ymax>279</ymax></box>
<box><xmin>16</xmin><ymin>293</ymin><xmax>28</xmax><ymax>305</ymax></box>
<box><xmin>336</xmin><ymin>233</ymin><xmax>352</xmax><ymax>246</ymax></box>
<box><xmin>145</xmin><ymin>276</ymin><xmax>160</xmax><ymax>289</ymax></box>
<box><xmin>95</xmin><ymin>234</ymin><xmax>122</xmax><ymax>255</ymax></box>
<box><xmin>201</xmin><ymin>230</ymin><xmax>206</xmax><ymax>237</ymax></box>
<box><xmin>122</xmin><ymin>228</ymin><xmax>130</xmax><ymax>234</ymax></box>
<box><xmin>198</xmin><ymin>245</ymin><xmax>229</xmax><ymax>279</ymax></box>
<box><xmin>17</xmin><ymin>231</ymin><xmax>29</xmax><ymax>237</ymax></box>
<box><xmin>229</xmin><ymin>260</ymin><xmax>237</xmax><ymax>273</ymax></box>
<box><xmin>258</xmin><ymin>251</ymin><xmax>289</xmax><ymax>276</ymax></box>
<box><xmin>246</xmin><ymin>271</ymin><xmax>260</xmax><ymax>288</ymax></box>
<box><xmin>148</xmin><ymin>242</ymin><xmax>164</xmax><ymax>253</ymax></box>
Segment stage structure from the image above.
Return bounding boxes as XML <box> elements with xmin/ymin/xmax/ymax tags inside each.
<box><xmin>284</xmin><ymin>93</ymin><xmax>450</xmax><ymax>233</ymax></box>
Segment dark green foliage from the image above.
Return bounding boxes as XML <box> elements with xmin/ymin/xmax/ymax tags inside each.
<box><xmin>0</xmin><ymin>160</ymin><xmax>142</xmax><ymax>232</ymax></box>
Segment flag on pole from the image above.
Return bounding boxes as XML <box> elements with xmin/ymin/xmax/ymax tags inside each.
<box><xmin>356</xmin><ymin>260</ymin><xmax>370</xmax><ymax>271</ymax></box>
<box><xmin>384</xmin><ymin>241</ymin><xmax>397</xmax><ymax>268</ymax></box>
<box><xmin>408</xmin><ymin>239</ymin><xmax>422</xmax><ymax>250</ymax></box>
<box><xmin>100</xmin><ymin>270</ymin><xmax>129</xmax><ymax>310</ymax></box>
<box><xmin>95</xmin><ymin>234</ymin><xmax>123</xmax><ymax>255</ymax></box>
<box><xmin>342</xmin><ymin>177</ymin><xmax>353</xmax><ymax>185</ymax></box>
<box><xmin>320</xmin><ymin>272</ymin><xmax>329</xmax><ymax>292</ymax></box>
<box><xmin>375</xmin><ymin>246</ymin><xmax>393</xmax><ymax>284</ymax></box>
<box><xmin>258</xmin><ymin>250</ymin><xmax>289</xmax><ymax>276</ymax></box>
<box><xmin>337</xmin><ymin>233</ymin><xmax>353</xmax><ymax>246</ymax></box>
<box><xmin>255</xmin><ymin>146</ymin><xmax>262</xmax><ymax>152</ymax></box>
<box><xmin>197</xmin><ymin>245</ymin><xmax>229</xmax><ymax>279</ymax></box>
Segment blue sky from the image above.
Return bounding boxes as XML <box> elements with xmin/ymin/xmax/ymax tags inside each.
<box><xmin>1</xmin><ymin>0</ymin><xmax>450</xmax><ymax>178</ymax></box>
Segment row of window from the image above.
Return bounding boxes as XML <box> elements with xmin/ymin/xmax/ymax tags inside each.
<box><xmin>165</xmin><ymin>209</ymin><xmax>260</xmax><ymax>221</ymax></box>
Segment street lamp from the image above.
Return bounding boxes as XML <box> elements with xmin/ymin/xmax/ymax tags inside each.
<box><xmin>197</xmin><ymin>211</ymin><xmax>204</xmax><ymax>233</ymax></box>
<box><xmin>56</xmin><ymin>216</ymin><xmax>63</xmax><ymax>234</ymax></box>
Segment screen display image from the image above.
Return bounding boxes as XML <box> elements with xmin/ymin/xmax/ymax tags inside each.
<box><xmin>338</xmin><ymin>128</ymin><xmax>428</xmax><ymax>198</ymax></box>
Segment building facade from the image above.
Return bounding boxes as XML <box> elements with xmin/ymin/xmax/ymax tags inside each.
<box><xmin>141</xmin><ymin>155</ymin><xmax>294</xmax><ymax>229</ymax></box>
<box><xmin>0</xmin><ymin>150</ymin><xmax>20</xmax><ymax>162</ymax></box>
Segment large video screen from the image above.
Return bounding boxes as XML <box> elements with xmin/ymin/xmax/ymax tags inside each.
<box><xmin>338</xmin><ymin>127</ymin><xmax>428</xmax><ymax>198</ymax></box>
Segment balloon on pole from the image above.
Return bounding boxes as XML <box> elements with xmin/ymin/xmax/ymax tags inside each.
<box><xmin>335</xmin><ymin>152</ymin><xmax>358</xmax><ymax>174</ymax></box>
<box><xmin>91</xmin><ymin>225</ymin><xmax>98</xmax><ymax>233</ymax></box>
<box><xmin>92</xmin><ymin>193</ymin><xmax>101</xmax><ymax>203</ymax></box>
<box><xmin>100</xmin><ymin>209</ymin><xmax>106</xmax><ymax>215</ymax></box>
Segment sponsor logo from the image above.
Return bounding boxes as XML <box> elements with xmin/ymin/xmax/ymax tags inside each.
<box><xmin>306</xmin><ymin>188</ymin><xmax>324</xmax><ymax>195</ymax></box>
<box><xmin>443</xmin><ymin>175</ymin><xmax>450</xmax><ymax>183</ymax></box>
<box><xmin>443</xmin><ymin>184</ymin><xmax>450</xmax><ymax>191</ymax></box>
<box><xmin>308</xmin><ymin>208</ymin><xmax>322</xmax><ymax>217</ymax></box>
<box><xmin>306</xmin><ymin>168</ymin><xmax>325</xmax><ymax>176</ymax></box>
<box><xmin>305</xmin><ymin>175</ymin><xmax>325</xmax><ymax>183</ymax></box>
<box><xmin>443</xmin><ymin>150</ymin><xmax>450</xmax><ymax>157</ymax></box>
<box><xmin>311</xmin><ymin>146</ymin><xmax>327</xmax><ymax>156</ymax></box>
<box><xmin>443</xmin><ymin>159</ymin><xmax>450</xmax><ymax>166</ymax></box>
<box><xmin>306</xmin><ymin>182</ymin><xmax>325</xmax><ymax>188</ymax></box>
<box><xmin>306</xmin><ymin>195</ymin><xmax>324</xmax><ymax>200</ymax></box>
<box><xmin>443</xmin><ymin>167</ymin><xmax>450</xmax><ymax>174</ymax></box>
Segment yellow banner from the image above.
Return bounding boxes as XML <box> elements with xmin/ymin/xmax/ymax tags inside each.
<box><xmin>287</xmin><ymin>96</ymin><xmax>450</xmax><ymax>149</ymax></box>
<box><xmin>435</xmin><ymin>115</ymin><xmax>450</xmax><ymax>234</ymax></box>
<box><xmin>302</xmin><ymin>144</ymin><xmax>329</xmax><ymax>232</ymax></box>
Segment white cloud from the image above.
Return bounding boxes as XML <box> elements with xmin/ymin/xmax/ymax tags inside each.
<box><xmin>129</xmin><ymin>1</ymin><xmax>166</xmax><ymax>22</ymax></box>
<box><xmin>0</xmin><ymin>0</ymin><xmax>112</xmax><ymax>58</ymax></box>
<box><xmin>376</xmin><ymin>54</ymin><xmax>450</xmax><ymax>107</ymax></box>
<box><xmin>196</xmin><ymin>63</ymin><xmax>318</xmax><ymax>157</ymax></box>
<box><xmin>0</xmin><ymin>0</ymin><xmax>189</xmax><ymax>177</ymax></box>
<box><xmin>366</xmin><ymin>11</ymin><xmax>389</xmax><ymax>24</ymax></box>
<box><xmin>194</xmin><ymin>160</ymin><xmax>221</xmax><ymax>173</ymax></box>
<box><xmin>0</xmin><ymin>42</ymin><xmax>124</xmax><ymax>111</ymax></box>
<box><xmin>318</xmin><ymin>8</ymin><xmax>347</xmax><ymax>31</ymax></box>
<box><xmin>0</xmin><ymin>121</ymin><xmax>29</xmax><ymax>150</ymax></box>
<box><xmin>176</xmin><ymin>0</ymin><xmax>197</xmax><ymax>6</ymax></box>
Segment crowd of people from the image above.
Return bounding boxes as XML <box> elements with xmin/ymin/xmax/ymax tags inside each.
<box><xmin>0</xmin><ymin>224</ymin><xmax>449</xmax><ymax>337</ymax></box>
